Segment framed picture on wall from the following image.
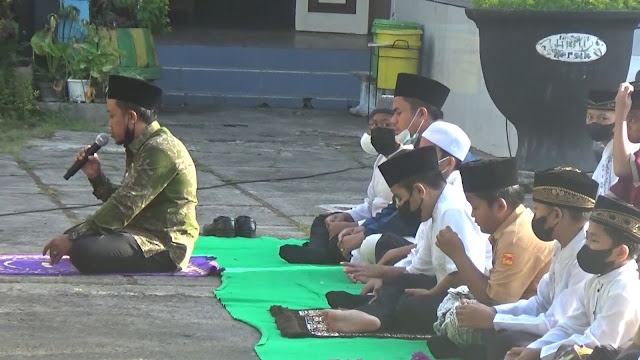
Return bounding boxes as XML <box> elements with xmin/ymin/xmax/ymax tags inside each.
<box><xmin>308</xmin><ymin>0</ymin><xmax>357</xmax><ymax>14</ymax></box>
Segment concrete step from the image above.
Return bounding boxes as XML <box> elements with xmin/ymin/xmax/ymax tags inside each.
<box><xmin>155</xmin><ymin>44</ymin><xmax>369</xmax><ymax>109</ymax></box>
<box><xmin>162</xmin><ymin>92</ymin><xmax>356</xmax><ymax>109</ymax></box>
<box><xmin>156</xmin><ymin>45</ymin><xmax>369</xmax><ymax>72</ymax></box>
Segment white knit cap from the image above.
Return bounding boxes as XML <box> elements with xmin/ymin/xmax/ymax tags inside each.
<box><xmin>421</xmin><ymin>121</ymin><xmax>471</xmax><ymax>161</ymax></box>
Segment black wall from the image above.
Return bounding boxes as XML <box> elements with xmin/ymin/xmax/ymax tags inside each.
<box><xmin>170</xmin><ymin>0</ymin><xmax>295</xmax><ymax>30</ymax></box>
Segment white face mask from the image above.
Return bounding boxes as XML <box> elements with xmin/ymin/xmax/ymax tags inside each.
<box><xmin>438</xmin><ymin>156</ymin><xmax>452</xmax><ymax>175</ymax></box>
<box><xmin>396</xmin><ymin>109</ymin><xmax>425</xmax><ymax>145</ymax></box>
<box><xmin>360</xmin><ymin>133</ymin><xmax>378</xmax><ymax>155</ymax></box>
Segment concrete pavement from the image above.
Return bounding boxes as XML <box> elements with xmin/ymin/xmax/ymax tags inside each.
<box><xmin>0</xmin><ymin>107</ymin><xmax>492</xmax><ymax>359</ymax></box>
<box><xmin>0</xmin><ymin>107</ymin><xmax>398</xmax><ymax>359</ymax></box>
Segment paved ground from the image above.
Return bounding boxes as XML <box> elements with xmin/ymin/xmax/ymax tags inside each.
<box><xmin>0</xmin><ymin>108</ymin><xmax>396</xmax><ymax>359</ymax></box>
<box><xmin>0</xmin><ymin>107</ymin><xmax>491</xmax><ymax>359</ymax></box>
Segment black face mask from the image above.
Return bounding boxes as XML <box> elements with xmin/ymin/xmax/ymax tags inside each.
<box><xmin>371</xmin><ymin>127</ymin><xmax>399</xmax><ymax>157</ymax></box>
<box><xmin>577</xmin><ymin>245</ymin><xmax>615</xmax><ymax>275</ymax></box>
<box><xmin>120</xmin><ymin>116</ymin><xmax>135</xmax><ymax>147</ymax></box>
<box><xmin>531</xmin><ymin>215</ymin><xmax>555</xmax><ymax>242</ymax></box>
<box><xmin>586</xmin><ymin>123</ymin><xmax>614</xmax><ymax>142</ymax></box>
<box><xmin>123</xmin><ymin>125</ymin><xmax>135</xmax><ymax>147</ymax></box>
<box><xmin>397</xmin><ymin>192</ymin><xmax>424</xmax><ymax>225</ymax></box>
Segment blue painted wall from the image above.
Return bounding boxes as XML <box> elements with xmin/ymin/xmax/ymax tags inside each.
<box><xmin>57</xmin><ymin>0</ymin><xmax>89</xmax><ymax>42</ymax></box>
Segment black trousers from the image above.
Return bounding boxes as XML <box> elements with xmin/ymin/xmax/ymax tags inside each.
<box><xmin>374</xmin><ymin>233</ymin><xmax>413</xmax><ymax>265</ymax></box>
<box><xmin>483</xmin><ymin>330</ymin><xmax>540</xmax><ymax>360</ymax></box>
<box><xmin>358</xmin><ymin>273</ymin><xmax>444</xmax><ymax>334</ymax></box>
<box><xmin>69</xmin><ymin>232</ymin><xmax>177</xmax><ymax>274</ymax></box>
<box><xmin>305</xmin><ymin>212</ymin><xmax>346</xmax><ymax>264</ymax></box>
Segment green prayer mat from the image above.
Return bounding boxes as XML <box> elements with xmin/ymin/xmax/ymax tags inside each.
<box><xmin>193</xmin><ymin>236</ymin><xmax>435</xmax><ymax>360</ymax></box>
<box><xmin>193</xmin><ymin>236</ymin><xmax>306</xmax><ymax>269</ymax></box>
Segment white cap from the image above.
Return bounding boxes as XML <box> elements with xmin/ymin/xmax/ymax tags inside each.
<box><xmin>421</xmin><ymin>121</ymin><xmax>471</xmax><ymax>161</ymax></box>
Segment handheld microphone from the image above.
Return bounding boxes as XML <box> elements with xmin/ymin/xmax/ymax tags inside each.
<box><xmin>63</xmin><ymin>133</ymin><xmax>110</xmax><ymax>180</ymax></box>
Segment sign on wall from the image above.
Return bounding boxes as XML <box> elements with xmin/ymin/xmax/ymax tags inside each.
<box><xmin>308</xmin><ymin>0</ymin><xmax>357</xmax><ymax>14</ymax></box>
<box><xmin>296</xmin><ymin>0</ymin><xmax>368</xmax><ymax>34</ymax></box>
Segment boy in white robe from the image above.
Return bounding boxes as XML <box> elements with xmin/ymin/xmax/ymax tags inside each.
<box><xmin>506</xmin><ymin>195</ymin><xmax>640</xmax><ymax>360</ymax></box>
<box><xmin>453</xmin><ymin>167</ymin><xmax>598</xmax><ymax>360</ymax></box>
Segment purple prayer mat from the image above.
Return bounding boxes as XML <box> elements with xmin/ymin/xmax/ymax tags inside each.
<box><xmin>0</xmin><ymin>255</ymin><xmax>220</xmax><ymax>276</ymax></box>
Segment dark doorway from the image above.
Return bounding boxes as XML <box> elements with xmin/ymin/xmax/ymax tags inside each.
<box><xmin>169</xmin><ymin>0</ymin><xmax>295</xmax><ymax>30</ymax></box>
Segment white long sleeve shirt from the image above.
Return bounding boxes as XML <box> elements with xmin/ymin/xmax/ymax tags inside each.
<box><xmin>348</xmin><ymin>147</ymin><xmax>410</xmax><ymax>222</ymax></box>
<box><xmin>593</xmin><ymin>140</ymin><xmax>640</xmax><ymax>196</ymax></box>
<box><xmin>401</xmin><ymin>179</ymin><xmax>488</xmax><ymax>282</ymax></box>
<box><xmin>528</xmin><ymin>261</ymin><xmax>640</xmax><ymax>359</ymax></box>
<box><xmin>593</xmin><ymin>140</ymin><xmax>617</xmax><ymax>197</ymax></box>
<box><xmin>493</xmin><ymin>228</ymin><xmax>592</xmax><ymax>336</ymax></box>
<box><xmin>395</xmin><ymin>170</ymin><xmax>465</xmax><ymax>269</ymax></box>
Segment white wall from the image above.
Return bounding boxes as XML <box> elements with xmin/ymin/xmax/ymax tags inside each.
<box><xmin>295</xmin><ymin>0</ymin><xmax>370</xmax><ymax>35</ymax></box>
<box><xmin>391</xmin><ymin>0</ymin><xmax>518</xmax><ymax>157</ymax></box>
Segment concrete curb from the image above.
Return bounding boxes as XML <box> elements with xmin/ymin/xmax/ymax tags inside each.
<box><xmin>39</xmin><ymin>102</ymin><xmax>106</xmax><ymax>124</ymax></box>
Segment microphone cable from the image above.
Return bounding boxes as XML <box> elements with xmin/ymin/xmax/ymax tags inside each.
<box><xmin>0</xmin><ymin>165</ymin><xmax>368</xmax><ymax>218</ymax></box>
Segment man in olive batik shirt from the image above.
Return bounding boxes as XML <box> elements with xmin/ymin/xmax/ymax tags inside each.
<box><xmin>42</xmin><ymin>75</ymin><xmax>199</xmax><ymax>273</ymax></box>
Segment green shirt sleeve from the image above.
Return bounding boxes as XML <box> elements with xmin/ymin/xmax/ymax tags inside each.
<box><xmin>73</xmin><ymin>144</ymin><xmax>177</xmax><ymax>238</ymax></box>
<box><xmin>88</xmin><ymin>171</ymin><xmax>119</xmax><ymax>202</ymax></box>
<box><xmin>67</xmin><ymin>221</ymin><xmax>93</xmax><ymax>241</ymax></box>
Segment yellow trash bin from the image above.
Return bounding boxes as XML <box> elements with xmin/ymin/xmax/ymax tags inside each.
<box><xmin>375</xmin><ymin>29</ymin><xmax>423</xmax><ymax>90</ymax></box>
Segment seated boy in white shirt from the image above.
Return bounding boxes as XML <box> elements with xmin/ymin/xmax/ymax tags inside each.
<box><xmin>507</xmin><ymin>195</ymin><xmax>640</xmax><ymax>360</ymax></box>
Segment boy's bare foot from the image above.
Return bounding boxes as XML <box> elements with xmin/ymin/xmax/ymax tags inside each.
<box><xmin>320</xmin><ymin>309</ymin><xmax>381</xmax><ymax>333</ymax></box>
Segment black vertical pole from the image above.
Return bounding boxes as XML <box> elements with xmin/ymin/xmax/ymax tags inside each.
<box><xmin>15</xmin><ymin>0</ymin><xmax>35</xmax><ymax>59</ymax></box>
<box><xmin>16</xmin><ymin>0</ymin><xmax>34</xmax><ymax>43</ymax></box>
<box><xmin>33</xmin><ymin>0</ymin><xmax>59</xmax><ymax>32</ymax></box>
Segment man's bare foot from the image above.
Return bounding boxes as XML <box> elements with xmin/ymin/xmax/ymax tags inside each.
<box><xmin>321</xmin><ymin>309</ymin><xmax>381</xmax><ymax>333</ymax></box>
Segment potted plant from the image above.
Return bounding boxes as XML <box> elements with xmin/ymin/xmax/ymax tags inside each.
<box><xmin>30</xmin><ymin>13</ymin><xmax>72</xmax><ymax>101</ymax></box>
<box><xmin>465</xmin><ymin>0</ymin><xmax>640</xmax><ymax>171</ymax></box>
<box><xmin>86</xmin><ymin>0</ymin><xmax>167</xmax><ymax>81</ymax></box>
<box><xmin>66</xmin><ymin>43</ymin><xmax>91</xmax><ymax>102</ymax></box>
<box><xmin>66</xmin><ymin>20</ymin><xmax>120</xmax><ymax>102</ymax></box>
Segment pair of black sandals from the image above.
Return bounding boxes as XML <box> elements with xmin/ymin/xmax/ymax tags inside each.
<box><xmin>202</xmin><ymin>215</ymin><xmax>257</xmax><ymax>238</ymax></box>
